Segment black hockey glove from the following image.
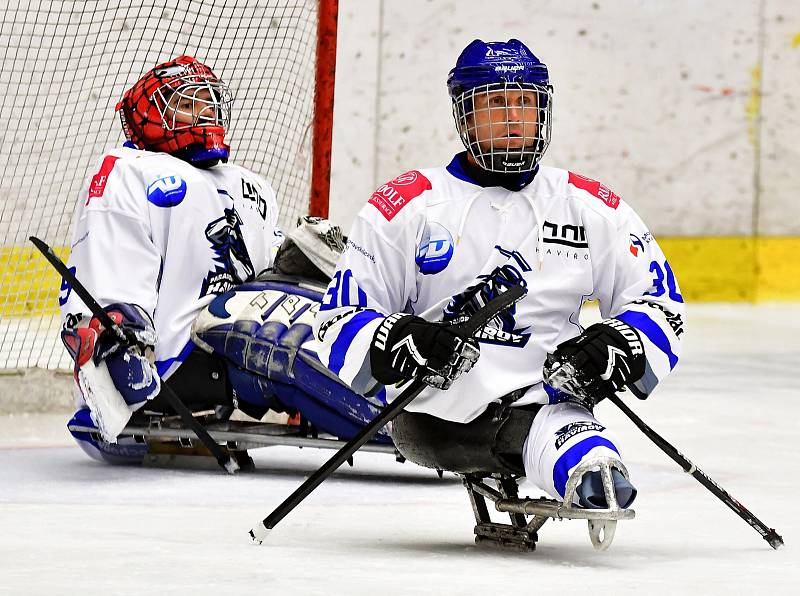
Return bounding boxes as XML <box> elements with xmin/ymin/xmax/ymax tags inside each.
<box><xmin>543</xmin><ymin>318</ymin><xmax>645</xmax><ymax>408</ymax></box>
<box><xmin>369</xmin><ymin>313</ymin><xmax>480</xmax><ymax>390</ymax></box>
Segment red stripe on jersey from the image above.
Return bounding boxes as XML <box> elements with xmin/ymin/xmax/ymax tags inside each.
<box><xmin>86</xmin><ymin>155</ymin><xmax>120</xmax><ymax>204</ymax></box>
<box><xmin>568</xmin><ymin>171</ymin><xmax>620</xmax><ymax>210</ymax></box>
<box><xmin>369</xmin><ymin>170</ymin><xmax>432</xmax><ymax>221</ymax></box>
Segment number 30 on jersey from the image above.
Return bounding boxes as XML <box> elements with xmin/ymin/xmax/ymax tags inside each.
<box><xmin>646</xmin><ymin>260</ymin><xmax>683</xmax><ymax>303</ymax></box>
<box><xmin>322</xmin><ymin>269</ymin><xmax>367</xmax><ymax>310</ymax></box>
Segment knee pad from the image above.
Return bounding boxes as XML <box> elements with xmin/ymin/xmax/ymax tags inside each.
<box><xmin>289</xmin><ymin>353</ymin><xmax>390</xmax><ymax>442</ymax></box>
<box><xmin>224</xmin><ymin>364</ymin><xmax>278</xmax><ymax>419</ymax></box>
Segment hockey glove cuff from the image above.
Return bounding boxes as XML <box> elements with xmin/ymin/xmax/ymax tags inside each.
<box><xmin>369</xmin><ymin>313</ymin><xmax>480</xmax><ymax>390</ymax></box>
<box><xmin>90</xmin><ymin>303</ymin><xmax>158</xmax><ymax>362</ymax></box>
<box><xmin>543</xmin><ymin>318</ymin><xmax>645</xmax><ymax>407</ymax></box>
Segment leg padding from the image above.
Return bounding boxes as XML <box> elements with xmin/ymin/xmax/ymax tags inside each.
<box><xmin>391</xmin><ymin>403</ymin><xmax>540</xmax><ymax>475</ymax></box>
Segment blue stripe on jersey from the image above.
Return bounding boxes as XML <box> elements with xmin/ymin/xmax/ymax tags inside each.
<box><xmin>553</xmin><ymin>435</ymin><xmax>619</xmax><ymax>497</ymax></box>
<box><xmin>544</xmin><ymin>383</ymin><xmax>571</xmax><ymax>404</ymax></box>
<box><xmin>376</xmin><ymin>387</ymin><xmax>387</xmax><ymax>404</ymax></box>
<box><xmin>328</xmin><ymin>311</ymin><xmax>384</xmax><ymax>376</ymax></box>
<box><xmin>156</xmin><ymin>340</ymin><xmax>196</xmax><ymax>378</ymax></box>
<box><xmin>617</xmin><ymin>310</ymin><xmax>679</xmax><ymax>370</ymax></box>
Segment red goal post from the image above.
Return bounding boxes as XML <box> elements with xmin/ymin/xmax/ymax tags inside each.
<box><xmin>0</xmin><ymin>0</ymin><xmax>338</xmax><ymax>373</ymax></box>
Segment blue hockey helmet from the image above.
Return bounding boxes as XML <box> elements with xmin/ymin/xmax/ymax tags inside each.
<box><xmin>447</xmin><ymin>39</ymin><xmax>553</xmax><ymax>173</ymax></box>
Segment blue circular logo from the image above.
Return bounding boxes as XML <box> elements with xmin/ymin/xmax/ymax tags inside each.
<box><xmin>147</xmin><ymin>175</ymin><xmax>187</xmax><ymax>207</ymax></box>
<box><xmin>416</xmin><ymin>222</ymin><xmax>454</xmax><ymax>275</ymax></box>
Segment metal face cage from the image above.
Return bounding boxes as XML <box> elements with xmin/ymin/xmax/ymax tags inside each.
<box><xmin>153</xmin><ymin>77</ymin><xmax>233</xmax><ymax>132</ymax></box>
<box><xmin>452</xmin><ymin>82</ymin><xmax>553</xmax><ymax>173</ymax></box>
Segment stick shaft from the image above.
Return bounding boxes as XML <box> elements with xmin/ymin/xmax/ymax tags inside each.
<box><xmin>29</xmin><ymin>236</ymin><xmax>125</xmax><ymax>343</ymax></box>
<box><xmin>252</xmin><ymin>285</ymin><xmax>526</xmax><ymax>538</ymax></box>
<box><xmin>608</xmin><ymin>393</ymin><xmax>783</xmax><ymax>549</ymax></box>
<box><xmin>29</xmin><ymin>236</ymin><xmax>237</xmax><ymax>473</ymax></box>
<box><xmin>259</xmin><ymin>379</ymin><xmax>424</xmax><ymax>532</ymax></box>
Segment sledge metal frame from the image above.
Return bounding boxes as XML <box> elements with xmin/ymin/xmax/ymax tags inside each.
<box><xmin>69</xmin><ymin>416</ymin><xmax>635</xmax><ymax>551</ymax></box>
<box><xmin>462</xmin><ymin>457</ymin><xmax>635</xmax><ymax>552</ymax></box>
<box><xmin>68</xmin><ymin>415</ymin><xmax>398</xmax><ymax>460</ymax></box>
<box><xmin>463</xmin><ymin>473</ymin><xmax>544</xmax><ymax>552</ymax></box>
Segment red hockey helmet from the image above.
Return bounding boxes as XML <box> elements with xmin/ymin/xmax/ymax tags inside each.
<box><xmin>116</xmin><ymin>55</ymin><xmax>232</xmax><ymax>164</ymax></box>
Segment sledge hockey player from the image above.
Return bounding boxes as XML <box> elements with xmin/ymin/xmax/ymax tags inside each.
<box><xmin>314</xmin><ymin>39</ymin><xmax>685</xmax><ymax>514</ymax></box>
<box><xmin>59</xmin><ymin>56</ymin><xmax>382</xmax><ymax>465</ymax></box>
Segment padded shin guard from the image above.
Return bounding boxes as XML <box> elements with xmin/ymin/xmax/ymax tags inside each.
<box><xmin>522</xmin><ymin>402</ymin><xmax>627</xmax><ymax>504</ymax></box>
<box><xmin>193</xmin><ymin>278</ymin><xmax>391</xmax><ymax>441</ymax></box>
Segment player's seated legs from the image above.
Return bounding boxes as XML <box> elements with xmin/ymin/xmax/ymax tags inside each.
<box><xmin>391</xmin><ymin>401</ymin><xmax>538</xmax><ymax>474</ymax></box>
<box><xmin>192</xmin><ymin>278</ymin><xmax>391</xmax><ymax>442</ymax></box>
<box><xmin>522</xmin><ymin>402</ymin><xmax>636</xmax><ymax>509</ymax></box>
<box><xmin>144</xmin><ymin>347</ymin><xmax>231</xmax><ymax>416</ymax></box>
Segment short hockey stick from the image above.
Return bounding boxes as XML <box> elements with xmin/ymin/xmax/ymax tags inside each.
<box><xmin>249</xmin><ymin>284</ymin><xmax>526</xmax><ymax>543</ymax></box>
<box><xmin>606</xmin><ymin>393</ymin><xmax>783</xmax><ymax>549</ymax></box>
<box><xmin>29</xmin><ymin>236</ymin><xmax>239</xmax><ymax>474</ymax></box>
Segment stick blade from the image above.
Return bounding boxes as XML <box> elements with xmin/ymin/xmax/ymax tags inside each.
<box><xmin>223</xmin><ymin>458</ymin><xmax>240</xmax><ymax>474</ymax></box>
<box><xmin>249</xmin><ymin>523</ymin><xmax>270</xmax><ymax>545</ymax></box>
<box><xmin>765</xmin><ymin>529</ymin><xmax>784</xmax><ymax>550</ymax></box>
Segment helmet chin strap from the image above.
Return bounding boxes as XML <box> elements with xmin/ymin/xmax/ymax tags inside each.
<box><xmin>459</xmin><ymin>152</ymin><xmax>536</xmax><ymax>191</ymax></box>
<box><xmin>479</xmin><ymin>149</ymin><xmax>536</xmax><ymax>173</ymax></box>
<box><xmin>469</xmin><ymin>137</ymin><xmax>540</xmax><ymax>174</ymax></box>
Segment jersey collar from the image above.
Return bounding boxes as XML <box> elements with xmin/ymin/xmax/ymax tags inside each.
<box><xmin>446</xmin><ymin>152</ymin><xmax>538</xmax><ymax>191</ymax></box>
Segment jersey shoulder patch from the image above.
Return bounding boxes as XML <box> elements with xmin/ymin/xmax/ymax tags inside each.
<box><xmin>368</xmin><ymin>170</ymin><xmax>432</xmax><ymax>221</ymax></box>
<box><xmin>86</xmin><ymin>154</ymin><xmax>120</xmax><ymax>205</ymax></box>
<box><xmin>567</xmin><ymin>171</ymin><xmax>620</xmax><ymax>210</ymax></box>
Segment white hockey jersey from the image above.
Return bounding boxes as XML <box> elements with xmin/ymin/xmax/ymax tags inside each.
<box><xmin>313</xmin><ymin>155</ymin><xmax>685</xmax><ymax>423</ymax></box>
<box><xmin>60</xmin><ymin>145</ymin><xmax>281</xmax><ymax>379</ymax></box>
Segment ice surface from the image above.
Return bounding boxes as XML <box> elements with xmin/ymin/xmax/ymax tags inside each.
<box><xmin>1</xmin><ymin>304</ymin><xmax>798</xmax><ymax>595</ymax></box>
